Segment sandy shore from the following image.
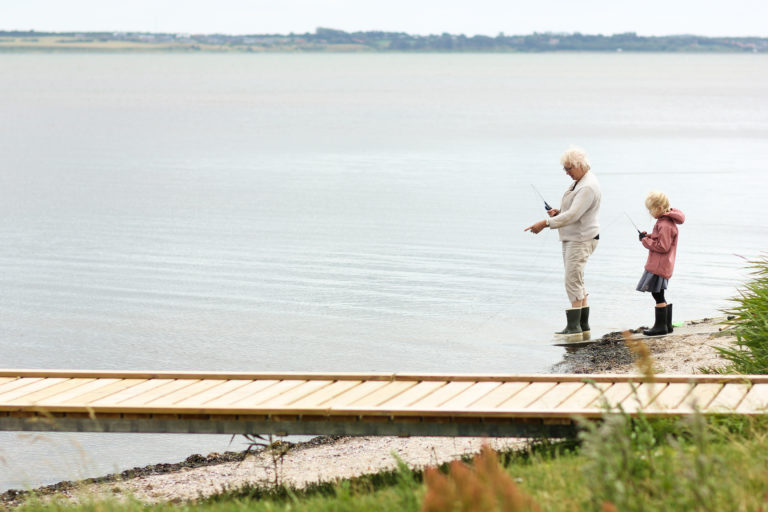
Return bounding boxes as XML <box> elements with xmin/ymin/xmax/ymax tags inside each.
<box><xmin>0</xmin><ymin>317</ymin><xmax>737</xmax><ymax>506</ymax></box>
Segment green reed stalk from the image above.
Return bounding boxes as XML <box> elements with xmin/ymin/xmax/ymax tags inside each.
<box><xmin>717</xmin><ymin>254</ymin><xmax>768</xmax><ymax>373</ymax></box>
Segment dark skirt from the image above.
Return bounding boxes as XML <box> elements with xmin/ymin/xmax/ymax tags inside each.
<box><xmin>636</xmin><ymin>270</ymin><xmax>668</xmax><ymax>293</ymax></box>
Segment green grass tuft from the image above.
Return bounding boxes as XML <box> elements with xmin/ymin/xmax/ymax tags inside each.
<box><xmin>717</xmin><ymin>254</ymin><xmax>768</xmax><ymax>373</ymax></box>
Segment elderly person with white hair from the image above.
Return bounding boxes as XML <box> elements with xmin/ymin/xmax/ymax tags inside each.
<box><xmin>525</xmin><ymin>147</ymin><xmax>601</xmax><ymax>339</ymax></box>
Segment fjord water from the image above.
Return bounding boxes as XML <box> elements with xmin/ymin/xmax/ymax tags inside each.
<box><xmin>1</xmin><ymin>53</ymin><xmax>767</xmax><ymax>490</ymax></box>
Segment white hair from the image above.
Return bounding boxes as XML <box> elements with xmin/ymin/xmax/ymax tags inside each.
<box><xmin>560</xmin><ymin>147</ymin><xmax>591</xmax><ymax>172</ymax></box>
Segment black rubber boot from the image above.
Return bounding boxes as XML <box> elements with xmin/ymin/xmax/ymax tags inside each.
<box><xmin>643</xmin><ymin>306</ymin><xmax>668</xmax><ymax>336</ymax></box>
<box><xmin>666</xmin><ymin>304</ymin><xmax>673</xmax><ymax>333</ymax></box>
<box><xmin>580</xmin><ymin>306</ymin><xmax>591</xmax><ymax>340</ymax></box>
<box><xmin>555</xmin><ymin>308</ymin><xmax>582</xmax><ymax>336</ymax></box>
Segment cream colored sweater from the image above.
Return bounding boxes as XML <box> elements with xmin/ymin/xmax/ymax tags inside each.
<box><xmin>548</xmin><ymin>171</ymin><xmax>601</xmax><ymax>242</ymax></box>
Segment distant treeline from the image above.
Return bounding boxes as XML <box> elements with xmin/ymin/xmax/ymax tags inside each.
<box><xmin>1</xmin><ymin>28</ymin><xmax>766</xmax><ymax>52</ymax></box>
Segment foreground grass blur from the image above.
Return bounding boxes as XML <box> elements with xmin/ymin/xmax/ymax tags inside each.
<box><xmin>14</xmin><ymin>413</ymin><xmax>768</xmax><ymax>512</ymax></box>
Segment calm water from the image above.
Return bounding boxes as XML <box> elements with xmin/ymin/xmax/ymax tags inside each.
<box><xmin>1</xmin><ymin>53</ymin><xmax>767</xmax><ymax>491</ymax></box>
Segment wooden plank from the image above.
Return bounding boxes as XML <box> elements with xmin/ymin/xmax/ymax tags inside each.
<box><xmin>201</xmin><ymin>380</ymin><xmax>280</xmax><ymax>407</ymax></box>
<box><xmin>289</xmin><ymin>380</ymin><xmax>363</xmax><ymax>409</ymax></box>
<box><xmin>466</xmin><ymin>382</ymin><xmax>529</xmax><ymax>410</ymax></box>
<box><xmin>709</xmin><ymin>383</ymin><xmax>751</xmax><ymax>412</ymax></box>
<box><xmin>526</xmin><ymin>382</ymin><xmax>585</xmax><ymax>410</ymax></box>
<box><xmin>644</xmin><ymin>382</ymin><xmax>693</xmax><ymax>411</ymax></box>
<box><xmin>344</xmin><ymin>381</ymin><xmax>418</xmax><ymax>407</ymax></box>
<box><xmin>88</xmin><ymin>379</ymin><xmax>176</xmax><ymax>406</ymax></box>
<box><xmin>174</xmin><ymin>379</ymin><xmax>253</xmax><ymax>407</ymax></box>
<box><xmin>9</xmin><ymin>379</ymin><xmax>95</xmax><ymax>405</ymax></box>
<box><xmin>62</xmin><ymin>379</ymin><xmax>147</xmax><ymax>406</ymax></box>
<box><xmin>40</xmin><ymin>379</ymin><xmax>122</xmax><ymax>405</ymax></box>
<box><xmin>679</xmin><ymin>383</ymin><xmax>724</xmax><ymax>411</ymax></box>
<box><xmin>0</xmin><ymin>378</ymin><xmax>66</xmax><ymax>403</ymax></box>
<box><xmin>555</xmin><ymin>382</ymin><xmax>612</xmax><ymax>411</ymax></box>
<box><xmin>497</xmin><ymin>382</ymin><xmax>557</xmax><ymax>410</ymax></box>
<box><xmin>0</xmin><ymin>373</ymin><xmax>765</xmax><ymax>423</ymax></box>
<box><xmin>736</xmin><ymin>384</ymin><xmax>768</xmax><ymax>413</ymax></box>
<box><xmin>439</xmin><ymin>382</ymin><xmax>502</xmax><ymax>410</ymax></box>
<box><xmin>0</xmin><ymin>370</ymin><xmax>396</xmax><ymax>382</ymax></box>
<box><xmin>617</xmin><ymin>383</ymin><xmax>666</xmax><ymax>413</ymax></box>
<box><xmin>390</xmin><ymin>373</ymin><xmax>767</xmax><ymax>384</ymax></box>
<box><xmin>377</xmin><ymin>381</ymin><xmax>447</xmax><ymax>409</ymax></box>
<box><xmin>117</xmin><ymin>380</ymin><xmax>200</xmax><ymax>407</ymax></box>
<box><xmin>326</xmin><ymin>381</ymin><xmax>391</xmax><ymax>408</ymax></box>
<box><xmin>2</xmin><ymin>370</ymin><xmax>767</xmax><ymax>384</ymax></box>
<box><xmin>408</xmin><ymin>382</ymin><xmax>475</xmax><ymax>409</ymax></box>
<box><xmin>0</xmin><ymin>414</ymin><xmax>578</xmax><ymax>437</ymax></box>
<box><xmin>255</xmin><ymin>380</ymin><xmax>335</xmax><ymax>408</ymax></box>
<box><xmin>228</xmin><ymin>380</ymin><xmax>310</xmax><ymax>408</ymax></box>
<box><xmin>0</xmin><ymin>378</ymin><xmax>45</xmax><ymax>399</ymax></box>
<box><xmin>588</xmin><ymin>382</ymin><xmax>635</xmax><ymax>410</ymax></box>
<box><xmin>144</xmin><ymin>380</ymin><xmax>229</xmax><ymax>407</ymax></box>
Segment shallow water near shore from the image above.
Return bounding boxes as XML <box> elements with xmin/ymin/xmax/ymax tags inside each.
<box><xmin>1</xmin><ymin>52</ymin><xmax>767</xmax><ymax>491</ymax></box>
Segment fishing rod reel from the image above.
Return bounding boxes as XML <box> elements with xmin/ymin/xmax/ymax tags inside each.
<box><xmin>531</xmin><ymin>184</ymin><xmax>553</xmax><ymax>211</ymax></box>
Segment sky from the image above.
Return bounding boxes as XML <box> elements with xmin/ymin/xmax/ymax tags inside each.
<box><xmin>1</xmin><ymin>0</ymin><xmax>766</xmax><ymax>37</ymax></box>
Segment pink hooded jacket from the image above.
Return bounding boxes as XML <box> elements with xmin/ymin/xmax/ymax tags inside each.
<box><xmin>642</xmin><ymin>208</ymin><xmax>685</xmax><ymax>279</ymax></box>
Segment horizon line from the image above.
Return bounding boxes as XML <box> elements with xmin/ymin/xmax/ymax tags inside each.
<box><xmin>1</xmin><ymin>28</ymin><xmax>767</xmax><ymax>39</ymax></box>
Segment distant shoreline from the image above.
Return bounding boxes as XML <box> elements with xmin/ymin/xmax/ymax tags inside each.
<box><xmin>0</xmin><ymin>29</ymin><xmax>766</xmax><ymax>53</ymax></box>
<box><xmin>2</xmin><ymin>47</ymin><xmax>766</xmax><ymax>54</ymax></box>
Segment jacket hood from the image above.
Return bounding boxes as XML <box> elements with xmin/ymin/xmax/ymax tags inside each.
<box><xmin>661</xmin><ymin>208</ymin><xmax>685</xmax><ymax>225</ymax></box>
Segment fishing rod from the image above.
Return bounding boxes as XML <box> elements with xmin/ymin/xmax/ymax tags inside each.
<box><xmin>624</xmin><ymin>212</ymin><xmax>647</xmax><ymax>239</ymax></box>
<box><xmin>530</xmin><ymin>184</ymin><xmax>553</xmax><ymax>211</ymax></box>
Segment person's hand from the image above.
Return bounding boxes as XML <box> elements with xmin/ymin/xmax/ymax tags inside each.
<box><xmin>547</xmin><ymin>208</ymin><xmax>560</xmax><ymax>217</ymax></box>
<box><xmin>639</xmin><ymin>231</ymin><xmax>647</xmax><ymax>240</ymax></box>
<box><xmin>525</xmin><ymin>220</ymin><xmax>547</xmax><ymax>234</ymax></box>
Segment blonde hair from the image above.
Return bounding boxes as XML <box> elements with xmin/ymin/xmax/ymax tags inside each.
<box><xmin>560</xmin><ymin>147</ymin><xmax>591</xmax><ymax>172</ymax></box>
<box><xmin>645</xmin><ymin>191</ymin><xmax>670</xmax><ymax>217</ymax></box>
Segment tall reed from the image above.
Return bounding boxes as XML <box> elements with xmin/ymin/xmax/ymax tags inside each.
<box><xmin>718</xmin><ymin>254</ymin><xmax>768</xmax><ymax>373</ymax></box>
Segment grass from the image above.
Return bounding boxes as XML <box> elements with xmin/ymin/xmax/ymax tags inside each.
<box><xmin>717</xmin><ymin>254</ymin><xmax>768</xmax><ymax>374</ymax></box>
<box><xmin>12</xmin><ymin>413</ymin><xmax>768</xmax><ymax>512</ymax></box>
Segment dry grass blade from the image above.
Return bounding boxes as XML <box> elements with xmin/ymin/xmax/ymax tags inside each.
<box><xmin>624</xmin><ymin>330</ymin><xmax>656</xmax><ymax>382</ymax></box>
<box><xmin>421</xmin><ymin>444</ymin><xmax>542</xmax><ymax>512</ymax></box>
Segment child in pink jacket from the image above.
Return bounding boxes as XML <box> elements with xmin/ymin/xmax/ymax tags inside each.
<box><xmin>636</xmin><ymin>191</ymin><xmax>685</xmax><ymax>336</ymax></box>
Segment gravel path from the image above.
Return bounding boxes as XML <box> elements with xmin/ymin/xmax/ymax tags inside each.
<box><xmin>88</xmin><ymin>437</ymin><xmax>525</xmax><ymax>504</ymax></box>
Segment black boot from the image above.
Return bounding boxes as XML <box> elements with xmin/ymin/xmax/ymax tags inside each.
<box><xmin>643</xmin><ymin>306</ymin><xmax>668</xmax><ymax>336</ymax></box>
<box><xmin>580</xmin><ymin>306</ymin><xmax>591</xmax><ymax>340</ymax></box>
<box><xmin>555</xmin><ymin>308</ymin><xmax>582</xmax><ymax>336</ymax></box>
<box><xmin>666</xmin><ymin>303</ymin><xmax>673</xmax><ymax>333</ymax></box>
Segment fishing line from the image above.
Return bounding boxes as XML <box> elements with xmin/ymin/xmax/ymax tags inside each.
<box><xmin>624</xmin><ymin>211</ymin><xmax>643</xmax><ymax>235</ymax></box>
<box><xmin>599</xmin><ymin>211</ymin><xmax>632</xmax><ymax>235</ymax></box>
<box><xmin>530</xmin><ymin>184</ymin><xmax>553</xmax><ymax>211</ymax></box>
<box><xmin>450</xmin><ymin>204</ymin><xmax>644</xmax><ymax>340</ymax></box>
<box><xmin>462</xmin><ymin>227</ymin><xmax>552</xmax><ymax>334</ymax></box>
<box><xmin>443</xmin><ymin>188</ymin><xmax>557</xmax><ymax>340</ymax></box>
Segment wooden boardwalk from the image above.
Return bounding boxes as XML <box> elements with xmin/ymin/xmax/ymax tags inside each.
<box><xmin>1</xmin><ymin>370</ymin><xmax>767</xmax><ymax>438</ymax></box>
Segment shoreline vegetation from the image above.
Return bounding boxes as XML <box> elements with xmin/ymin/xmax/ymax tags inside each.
<box><xmin>0</xmin><ymin>28</ymin><xmax>767</xmax><ymax>53</ymax></box>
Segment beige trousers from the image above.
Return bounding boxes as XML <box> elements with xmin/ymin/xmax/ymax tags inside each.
<box><xmin>561</xmin><ymin>239</ymin><xmax>599</xmax><ymax>303</ymax></box>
